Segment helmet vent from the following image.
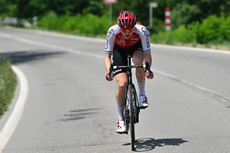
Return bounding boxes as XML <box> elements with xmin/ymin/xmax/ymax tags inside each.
<box><xmin>117</xmin><ymin>11</ymin><xmax>136</xmax><ymax>29</ymax></box>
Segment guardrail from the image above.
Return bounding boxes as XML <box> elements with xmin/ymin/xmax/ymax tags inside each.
<box><xmin>0</xmin><ymin>17</ymin><xmax>32</xmax><ymax>27</ymax></box>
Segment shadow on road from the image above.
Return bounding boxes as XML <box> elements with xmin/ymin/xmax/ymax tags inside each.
<box><xmin>123</xmin><ymin>137</ymin><xmax>188</xmax><ymax>152</ymax></box>
<box><xmin>0</xmin><ymin>50</ymin><xmax>64</xmax><ymax>64</ymax></box>
<box><xmin>59</xmin><ymin>108</ymin><xmax>100</xmax><ymax>121</ymax></box>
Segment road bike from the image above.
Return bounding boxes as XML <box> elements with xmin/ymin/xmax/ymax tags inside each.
<box><xmin>108</xmin><ymin>55</ymin><xmax>152</xmax><ymax>151</ymax></box>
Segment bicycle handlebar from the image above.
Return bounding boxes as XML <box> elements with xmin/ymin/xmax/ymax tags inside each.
<box><xmin>108</xmin><ymin>62</ymin><xmax>153</xmax><ymax>79</ymax></box>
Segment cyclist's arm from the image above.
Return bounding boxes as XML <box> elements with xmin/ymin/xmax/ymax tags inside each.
<box><xmin>138</xmin><ymin>25</ymin><xmax>152</xmax><ymax>66</ymax></box>
<box><xmin>144</xmin><ymin>52</ymin><xmax>154</xmax><ymax>79</ymax></box>
<box><xmin>140</xmin><ymin>25</ymin><xmax>153</xmax><ymax>78</ymax></box>
<box><xmin>145</xmin><ymin>52</ymin><xmax>152</xmax><ymax>67</ymax></box>
<box><xmin>104</xmin><ymin>26</ymin><xmax>116</xmax><ymax>73</ymax></box>
<box><xmin>104</xmin><ymin>53</ymin><xmax>112</xmax><ymax>73</ymax></box>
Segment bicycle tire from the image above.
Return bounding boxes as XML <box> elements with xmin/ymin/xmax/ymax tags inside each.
<box><xmin>129</xmin><ymin>84</ymin><xmax>135</xmax><ymax>151</ymax></box>
<box><xmin>132</xmin><ymin>85</ymin><xmax>139</xmax><ymax>124</ymax></box>
<box><xmin>124</xmin><ymin>87</ymin><xmax>129</xmax><ymax>134</ymax></box>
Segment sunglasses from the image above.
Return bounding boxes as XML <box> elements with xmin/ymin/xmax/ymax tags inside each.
<box><xmin>120</xmin><ymin>28</ymin><xmax>134</xmax><ymax>33</ymax></box>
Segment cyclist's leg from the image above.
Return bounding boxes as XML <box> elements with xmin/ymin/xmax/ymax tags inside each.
<box><xmin>131</xmin><ymin>41</ymin><xmax>149</xmax><ymax>107</ymax></box>
<box><xmin>115</xmin><ymin>73</ymin><xmax>127</xmax><ymax>132</ymax></box>
<box><xmin>113</xmin><ymin>45</ymin><xmax>128</xmax><ymax>132</ymax></box>
<box><xmin>130</xmin><ymin>40</ymin><xmax>145</xmax><ymax>82</ymax></box>
<box><xmin>133</xmin><ymin>50</ymin><xmax>145</xmax><ymax>96</ymax></box>
<box><xmin>113</xmin><ymin>45</ymin><xmax>128</xmax><ymax>107</ymax></box>
<box><xmin>133</xmin><ymin>51</ymin><xmax>149</xmax><ymax>107</ymax></box>
<box><xmin>113</xmin><ymin>45</ymin><xmax>128</xmax><ymax>121</ymax></box>
<box><xmin>115</xmin><ymin>73</ymin><xmax>127</xmax><ymax>106</ymax></box>
<box><xmin>132</xmin><ymin>50</ymin><xmax>145</xmax><ymax>81</ymax></box>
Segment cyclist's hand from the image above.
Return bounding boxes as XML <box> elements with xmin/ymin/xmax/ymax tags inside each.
<box><xmin>106</xmin><ymin>72</ymin><xmax>115</xmax><ymax>81</ymax></box>
<box><xmin>145</xmin><ymin>70</ymin><xmax>154</xmax><ymax>79</ymax></box>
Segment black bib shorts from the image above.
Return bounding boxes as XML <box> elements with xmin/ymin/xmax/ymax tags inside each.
<box><xmin>112</xmin><ymin>40</ymin><xmax>144</xmax><ymax>75</ymax></box>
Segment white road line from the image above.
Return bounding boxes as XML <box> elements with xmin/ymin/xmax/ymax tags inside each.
<box><xmin>153</xmin><ymin>69</ymin><xmax>230</xmax><ymax>103</ymax></box>
<box><xmin>0</xmin><ymin>32</ymin><xmax>102</xmax><ymax>59</ymax></box>
<box><xmin>0</xmin><ymin>66</ymin><xmax>28</xmax><ymax>152</ymax></box>
<box><xmin>2</xmin><ymin>26</ymin><xmax>105</xmax><ymax>43</ymax></box>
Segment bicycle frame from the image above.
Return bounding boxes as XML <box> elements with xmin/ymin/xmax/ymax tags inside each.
<box><xmin>108</xmin><ymin>54</ymin><xmax>152</xmax><ymax>151</ymax></box>
<box><xmin>127</xmin><ymin>55</ymin><xmax>133</xmax><ymax>85</ymax></box>
<box><xmin>124</xmin><ymin>55</ymin><xmax>137</xmax><ymax>151</ymax></box>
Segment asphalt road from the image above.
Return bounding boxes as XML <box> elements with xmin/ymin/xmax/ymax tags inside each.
<box><xmin>0</xmin><ymin>27</ymin><xmax>230</xmax><ymax>153</ymax></box>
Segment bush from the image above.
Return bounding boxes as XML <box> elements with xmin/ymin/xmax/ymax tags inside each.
<box><xmin>151</xmin><ymin>25</ymin><xmax>196</xmax><ymax>44</ymax></box>
<box><xmin>37</xmin><ymin>12</ymin><xmax>111</xmax><ymax>36</ymax></box>
<box><xmin>0</xmin><ymin>57</ymin><xmax>17</xmax><ymax>116</ymax></box>
<box><xmin>171</xmin><ymin>2</ymin><xmax>201</xmax><ymax>29</ymax></box>
<box><xmin>222</xmin><ymin>16</ymin><xmax>230</xmax><ymax>41</ymax></box>
<box><xmin>37</xmin><ymin>12</ymin><xmax>230</xmax><ymax>47</ymax></box>
<box><xmin>151</xmin><ymin>31</ymin><xmax>168</xmax><ymax>44</ymax></box>
<box><xmin>152</xmin><ymin>15</ymin><xmax>230</xmax><ymax>45</ymax></box>
<box><xmin>152</xmin><ymin>18</ymin><xmax>165</xmax><ymax>33</ymax></box>
<box><xmin>169</xmin><ymin>25</ymin><xmax>196</xmax><ymax>43</ymax></box>
<box><xmin>198</xmin><ymin>15</ymin><xmax>225</xmax><ymax>43</ymax></box>
<box><xmin>188</xmin><ymin>15</ymin><xmax>230</xmax><ymax>44</ymax></box>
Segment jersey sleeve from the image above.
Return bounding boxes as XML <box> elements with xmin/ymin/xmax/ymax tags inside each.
<box><xmin>105</xmin><ymin>27</ymin><xmax>115</xmax><ymax>54</ymax></box>
<box><xmin>139</xmin><ymin>26</ymin><xmax>151</xmax><ymax>53</ymax></box>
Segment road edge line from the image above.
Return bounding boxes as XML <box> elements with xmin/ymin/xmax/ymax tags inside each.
<box><xmin>0</xmin><ymin>65</ymin><xmax>28</xmax><ymax>152</ymax></box>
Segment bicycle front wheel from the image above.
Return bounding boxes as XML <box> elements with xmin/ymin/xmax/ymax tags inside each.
<box><xmin>129</xmin><ymin>84</ymin><xmax>135</xmax><ymax>151</ymax></box>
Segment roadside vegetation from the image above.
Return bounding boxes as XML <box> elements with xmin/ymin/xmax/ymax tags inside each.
<box><xmin>151</xmin><ymin>15</ymin><xmax>230</xmax><ymax>50</ymax></box>
<box><xmin>36</xmin><ymin>12</ymin><xmax>230</xmax><ymax>50</ymax></box>
<box><xmin>0</xmin><ymin>57</ymin><xmax>17</xmax><ymax>117</ymax></box>
<box><xmin>37</xmin><ymin>11</ymin><xmax>110</xmax><ymax>37</ymax></box>
<box><xmin>1</xmin><ymin>0</ymin><xmax>230</xmax><ymax>50</ymax></box>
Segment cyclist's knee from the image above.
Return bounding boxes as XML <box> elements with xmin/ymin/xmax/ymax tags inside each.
<box><xmin>133</xmin><ymin>60</ymin><xmax>143</xmax><ymax>65</ymax></box>
<box><xmin>133</xmin><ymin>51</ymin><xmax>144</xmax><ymax>65</ymax></box>
<box><xmin>117</xmin><ymin>82</ymin><xmax>127</xmax><ymax>92</ymax></box>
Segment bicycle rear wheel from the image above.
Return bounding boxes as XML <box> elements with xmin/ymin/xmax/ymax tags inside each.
<box><xmin>129</xmin><ymin>84</ymin><xmax>135</xmax><ymax>151</ymax></box>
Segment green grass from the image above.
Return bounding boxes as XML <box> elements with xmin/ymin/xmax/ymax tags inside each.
<box><xmin>0</xmin><ymin>57</ymin><xmax>17</xmax><ymax>116</ymax></box>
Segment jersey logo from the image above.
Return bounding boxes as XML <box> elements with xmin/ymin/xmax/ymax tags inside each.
<box><xmin>116</xmin><ymin>34</ymin><xmax>125</xmax><ymax>47</ymax></box>
<box><xmin>105</xmin><ymin>29</ymin><xmax>114</xmax><ymax>49</ymax></box>
<box><xmin>141</xmin><ymin>27</ymin><xmax>150</xmax><ymax>48</ymax></box>
<box><xmin>130</xmin><ymin>38</ymin><xmax>139</xmax><ymax>41</ymax></box>
<box><xmin>117</xmin><ymin>39</ymin><xmax>125</xmax><ymax>47</ymax></box>
<box><xmin>119</xmin><ymin>35</ymin><xmax>124</xmax><ymax>39</ymax></box>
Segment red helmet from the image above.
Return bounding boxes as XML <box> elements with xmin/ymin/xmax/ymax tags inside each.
<box><xmin>117</xmin><ymin>11</ymin><xmax>137</xmax><ymax>29</ymax></box>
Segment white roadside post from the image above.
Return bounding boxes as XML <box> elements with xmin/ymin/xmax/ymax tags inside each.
<box><xmin>149</xmin><ymin>2</ymin><xmax>158</xmax><ymax>27</ymax></box>
<box><xmin>104</xmin><ymin>0</ymin><xmax>118</xmax><ymax>24</ymax></box>
<box><xmin>148</xmin><ymin>2</ymin><xmax>157</xmax><ymax>36</ymax></box>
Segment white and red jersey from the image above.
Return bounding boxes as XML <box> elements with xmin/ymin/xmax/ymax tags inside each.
<box><xmin>105</xmin><ymin>22</ymin><xmax>151</xmax><ymax>54</ymax></box>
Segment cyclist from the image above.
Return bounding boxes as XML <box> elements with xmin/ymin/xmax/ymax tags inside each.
<box><xmin>104</xmin><ymin>11</ymin><xmax>154</xmax><ymax>133</ymax></box>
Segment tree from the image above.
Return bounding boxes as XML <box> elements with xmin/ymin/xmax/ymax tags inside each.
<box><xmin>171</xmin><ymin>2</ymin><xmax>201</xmax><ymax>29</ymax></box>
